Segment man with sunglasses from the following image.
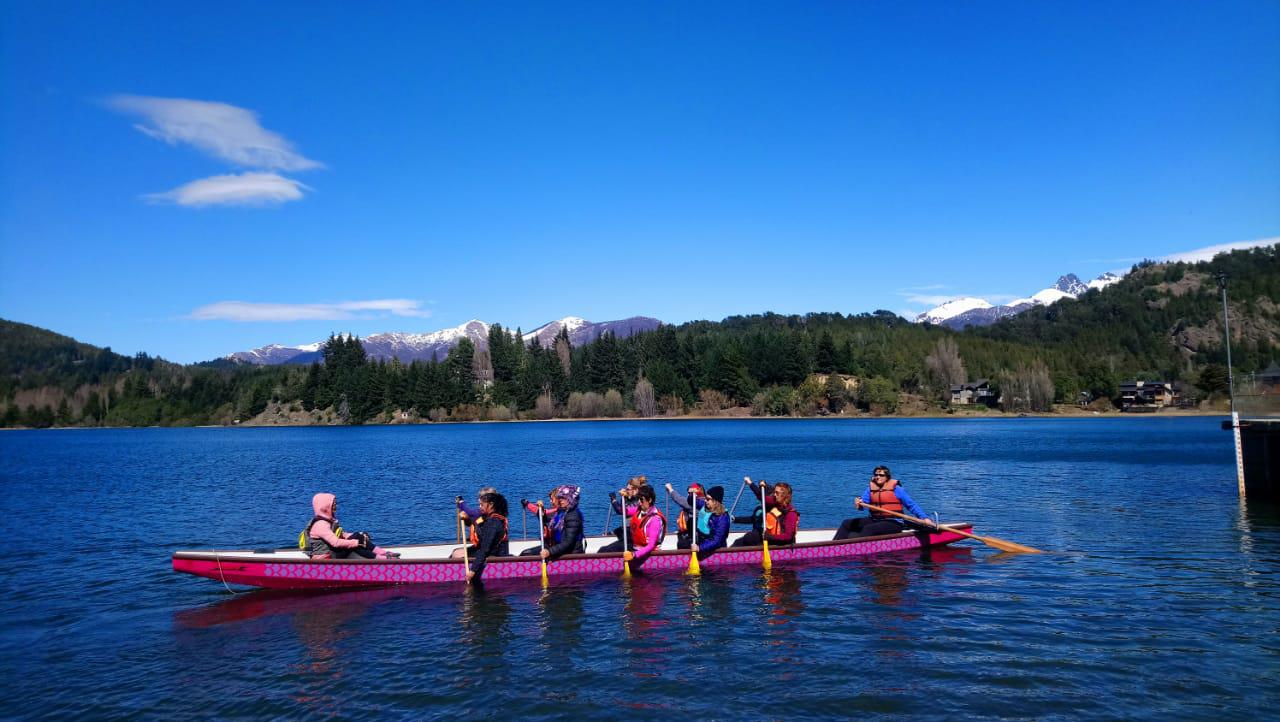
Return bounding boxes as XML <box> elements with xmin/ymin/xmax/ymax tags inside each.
<box><xmin>833</xmin><ymin>465</ymin><xmax>935</xmax><ymax>539</ymax></box>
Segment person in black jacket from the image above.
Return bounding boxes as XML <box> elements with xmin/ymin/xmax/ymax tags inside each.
<box><xmin>465</xmin><ymin>492</ymin><xmax>510</xmax><ymax>583</ymax></box>
<box><xmin>540</xmin><ymin>485</ymin><xmax>585</xmax><ymax>560</ymax></box>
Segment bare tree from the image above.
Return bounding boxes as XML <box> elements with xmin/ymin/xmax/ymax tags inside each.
<box><xmin>658</xmin><ymin>394</ymin><xmax>685</xmax><ymax>416</ymax></box>
<box><xmin>925</xmin><ymin>337</ymin><xmax>967</xmax><ymax>401</ymax></box>
<box><xmin>567</xmin><ymin>391</ymin><xmax>603</xmax><ymax>418</ymax></box>
<box><xmin>472</xmin><ymin>348</ymin><xmax>494</xmax><ymax>384</ymax></box>
<box><xmin>634</xmin><ymin>376</ymin><xmax>657</xmax><ymax>417</ymax></box>
<box><xmin>533</xmin><ymin>391</ymin><xmax>556</xmax><ymax>420</ymax></box>
<box><xmin>999</xmin><ymin>361</ymin><xmax>1054</xmax><ymax>412</ymax></box>
<box><xmin>696</xmin><ymin>389</ymin><xmax>731</xmax><ymax>415</ymax></box>
<box><xmin>602</xmin><ymin>389</ymin><xmax>625</xmax><ymax>417</ymax></box>
<box><xmin>555</xmin><ymin>336</ymin><xmax>572</xmax><ymax>376</ymax></box>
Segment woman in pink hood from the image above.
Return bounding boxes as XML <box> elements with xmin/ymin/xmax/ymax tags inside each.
<box><xmin>305</xmin><ymin>493</ymin><xmax>399</xmax><ymax>560</ymax></box>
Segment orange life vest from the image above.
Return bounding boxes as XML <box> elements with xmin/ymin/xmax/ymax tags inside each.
<box><xmin>764</xmin><ymin>504</ymin><xmax>798</xmax><ymax>539</ymax></box>
<box><xmin>629</xmin><ymin>507</ymin><xmax>667</xmax><ymax>548</ymax></box>
<box><xmin>869</xmin><ymin>478</ymin><xmax>903</xmax><ymax>518</ymax></box>
<box><xmin>470</xmin><ymin>513</ymin><xmax>509</xmax><ymax>546</ymax></box>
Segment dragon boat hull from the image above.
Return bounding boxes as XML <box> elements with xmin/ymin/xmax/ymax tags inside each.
<box><xmin>172</xmin><ymin>525</ymin><xmax>972</xmax><ymax>590</ymax></box>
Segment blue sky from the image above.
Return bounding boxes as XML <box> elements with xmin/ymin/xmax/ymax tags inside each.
<box><xmin>2</xmin><ymin>1</ymin><xmax>1277</xmax><ymax>363</ymax></box>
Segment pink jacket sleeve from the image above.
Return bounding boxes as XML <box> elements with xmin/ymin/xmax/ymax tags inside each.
<box><xmin>633</xmin><ymin>515</ymin><xmax>664</xmax><ymax>559</ymax></box>
<box><xmin>310</xmin><ymin>519</ymin><xmax>358</xmax><ymax>549</ymax></box>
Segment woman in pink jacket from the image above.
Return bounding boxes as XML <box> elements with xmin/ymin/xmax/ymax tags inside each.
<box><xmin>304</xmin><ymin>493</ymin><xmax>399</xmax><ymax>560</ymax></box>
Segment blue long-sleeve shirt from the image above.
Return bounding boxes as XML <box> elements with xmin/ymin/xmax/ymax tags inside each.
<box><xmin>697</xmin><ymin>512</ymin><xmax>731</xmax><ymax>553</ymax></box>
<box><xmin>858</xmin><ymin>482</ymin><xmax>928</xmax><ymax>519</ymax></box>
<box><xmin>457</xmin><ymin>499</ymin><xmax>481</xmax><ymax>519</ymax></box>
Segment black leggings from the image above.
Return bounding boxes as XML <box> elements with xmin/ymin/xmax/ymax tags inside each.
<box><xmin>730</xmin><ymin>530</ymin><xmax>792</xmax><ymax>548</ymax></box>
<box><xmin>332</xmin><ymin>546</ymin><xmax>377</xmax><ymax>559</ymax></box>
<box><xmin>834</xmin><ymin>517</ymin><xmax>905</xmax><ymax>540</ymax></box>
<box><xmin>597</xmin><ymin>538</ymin><xmax>632</xmax><ymax>554</ymax></box>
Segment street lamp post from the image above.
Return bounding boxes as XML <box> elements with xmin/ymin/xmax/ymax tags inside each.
<box><xmin>1216</xmin><ymin>273</ymin><xmax>1245</xmax><ymax>497</ymax></box>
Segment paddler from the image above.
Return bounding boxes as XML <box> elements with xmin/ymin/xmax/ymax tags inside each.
<box><xmin>539</xmin><ymin>484</ymin><xmax>586</xmax><ymax>560</ymax></box>
<box><xmin>599</xmin><ymin>483</ymin><xmax>666</xmax><ymax>569</ymax></box>
<box><xmin>665</xmin><ymin>481</ymin><xmax>709</xmax><ymax>550</ymax></box>
<box><xmin>694</xmin><ymin>485</ymin><xmax>731</xmax><ymax>559</ymax></box>
<box><xmin>463</xmin><ymin>491</ymin><xmax>510</xmax><ymax>583</ymax></box>
<box><xmin>833</xmin><ymin>465</ymin><xmax>936</xmax><ymax>539</ymax></box>
<box><xmin>303</xmin><ymin>493</ymin><xmax>399</xmax><ymax>559</ymax></box>
<box><xmin>518</xmin><ymin>486</ymin><xmax>561</xmax><ymax>556</ymax></box>
<box><xmin>730</xmin><ymin>481</ymin><xmax>799</xmax><ymax>547</ymax></box>
<box><xmin>606</xmin><ymin>474</ymin><xmax>649</xmax><ymax>545</ymax></box>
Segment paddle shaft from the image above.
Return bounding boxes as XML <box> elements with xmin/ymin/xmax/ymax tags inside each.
<box><xmin>747</xmin><ymin>476</ymin><xmax>772</xmax><ymax>569</ymax></box>
<box><xmin>619</xmin><ymin>492</ymin><xmax>631</xmax><ymax>576</ymax></box>
<box><xmin>727</xmin><ymin>478</ymin><xmax>748</xmax><ymax>519</ymax></box>
<box><xmin>459</xmin><ymin>517</ymin><xmax>470</xmax><ymax>577</ymax></box>
<box><xmin>857</xmin><ymin>502</ymin><xmax>1042</xmax><ymax>553</ymax></box>
<box><xmin>538</xmin><ymin>503</ymin><xmax>549</xmax><ymax>584</ymax></box>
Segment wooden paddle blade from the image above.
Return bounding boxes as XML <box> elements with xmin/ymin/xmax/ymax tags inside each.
<box><xmin>977</xmin><ymin>534</ymin><xmax>1043</xmax><ymax>554</ymax></box>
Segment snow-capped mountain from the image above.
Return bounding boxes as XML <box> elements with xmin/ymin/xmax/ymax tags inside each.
<box><xmin>914</xmin><ymin>298</ymin><xmax>993</xmax><ymax>326</ymax></box>
<box><xmin>915</xmin><ymin>272</ymin><xmax>1124</xmax><ymax>330</ymax></box>
<box><xmin>225</xmin><ymin>316</ymin><xmax>662</xmax><ymax>365</ymax></box>
<box><xmin>226</xmin><ymin>342</ymin><xmax>324</xmax><ymax>365</ymax></box>
<box><xmin>1088</xmin><ymin>272</ymin><xmax>1121</xmax><ymax>291</ymax></box>
<box><xmin>522</xmin><ymin>316</ymin><xmax>662</xmax><ymax>348</ymax></box>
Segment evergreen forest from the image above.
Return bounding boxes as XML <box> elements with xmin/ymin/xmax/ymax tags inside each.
<box><xmin>2</xmin><ymin>244</ymin><xmax>1276</xmax><ymax>428</ymax></box>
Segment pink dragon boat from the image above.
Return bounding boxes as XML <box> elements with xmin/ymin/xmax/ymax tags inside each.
<box><xmin>173</xmin><ymin>525</ymin><xmax>973</xmax><ymax>590</ymax></box>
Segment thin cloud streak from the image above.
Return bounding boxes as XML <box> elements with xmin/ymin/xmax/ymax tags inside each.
<box><xmin>190</xmin><ymin>300</ymin><xmax>433</xmax><ymax>322</ymax></box>
<box><xmin>145</xmin><ymin>172</ymin><xmax>309</xmax><ymax>207</ymax></box>
<box><xmin>1162</xmin><ymin>236</ymin><xmax>1277</xmax><ymax>263</ymax></box>
<box><xmin>107</xmin><ymin>95</ymin><xmax>322</xmax><ymax>171</ymax></box>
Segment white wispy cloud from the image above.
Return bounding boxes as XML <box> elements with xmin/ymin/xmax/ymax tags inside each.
<box><xmin>1162</xmin><ymin>236</ymin><xmax>1278</xmax><ymax>263</ymax></box>
<box><xmin>190</xmin><ymin>300</ymin><xmax>433</xmax><ymax>322</ymax></box>
<box><xmin>145</xmin><ymin>172</ymin><xmax>310</xmax><ymax>207</ymax></box>
<box><xmin>107</xmin><ymin>95</ymin><xmax>322</xmax><ymax>171</ymax></box>
<box><xmin>899</xmin><ymin>292</ymin><xmax>960</xmax><ymax>306</ymax></box>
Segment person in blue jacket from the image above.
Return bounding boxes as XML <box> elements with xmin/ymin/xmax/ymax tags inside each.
<box><xmin>694</xmin><ymin>486</ymin><xmax>731</xmax><ymax>559</ymax></box>
<box><xmin>834</xmin><ymin>466</ymin><xmax>936</xmax><ymax>539</ymax></box>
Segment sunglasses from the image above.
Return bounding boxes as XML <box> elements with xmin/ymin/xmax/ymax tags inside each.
<box><xmin>872</xmin><ymin>472</ymin><xmax>887</xmax><ymax>477</ymax></box>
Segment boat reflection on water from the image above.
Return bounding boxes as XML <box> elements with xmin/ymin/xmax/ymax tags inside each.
<box><xmin>173</xmin><ymin>586</ymin><xmax>417</xmax><ymax>630</ymax></box>
<box><xmin>622</xmin><ymin>574</ymin><xmax>674</xmax><ymax>674</ymax></box>
<box><xmin>459</xmin><ymin>584</ymin><xmax>515</xmax><ymax>668</ymax></box>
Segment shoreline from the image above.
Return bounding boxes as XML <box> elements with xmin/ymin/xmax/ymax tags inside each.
<box><xmin>2</xmin><ymin>406</ymin><xmax>1230</xmax><ymax>430</ymax></box>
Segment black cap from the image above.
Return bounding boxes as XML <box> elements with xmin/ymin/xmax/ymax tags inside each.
<box><xmin>707</xmin><ymin>485</ymin><xmax>725</xmax><ymax>502</ymax></box>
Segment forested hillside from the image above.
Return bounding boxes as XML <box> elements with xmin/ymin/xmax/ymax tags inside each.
<box><xmin>2</xmin><ymin>244</ymin><xmax>1275</xmax><ymax>427</ymax></box>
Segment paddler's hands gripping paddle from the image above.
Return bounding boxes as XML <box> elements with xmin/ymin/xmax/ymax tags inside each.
<box><xmin>746</xmin><ymin>477</ymin><xmax>771</xmax><ymax>570</ymax></box>
<box><xmin>537</xmin><ymin>500</ymin><xmax>549</xmax><ymax>587</ymax></box>
<box><xmin>857</xmin><ymin>501</ymin><xmax>1043</xmax><ymax>554</ymax></box>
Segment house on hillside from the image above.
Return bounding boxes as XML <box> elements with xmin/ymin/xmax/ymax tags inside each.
<box><xmin>950</xmin><ymin>379</ymin><xmax>998</xmax><ymax>407</ymax></box>
<box><xmin>1119</xmin><ymin>379</ymin><xmax>1175</xmax><ymax>411</ymax></box>
<box><xmin>1260</xmin><ymin>362</ymin><xmax>1280</xmax><ymax>391</ymax></box>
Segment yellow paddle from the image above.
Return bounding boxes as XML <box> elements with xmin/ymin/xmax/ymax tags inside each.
<box><xmin>619</xmin><ymin>491</ymin><xmax>632</xmax><ymax>578</ymax></box>
<box><xmin>746</xmin><ymin>476</ymin><xmax>771</xmax><ymax>570</ymax></box>
<box><xmin>858</xmin><ymin>501</ymin><xmax>1043</xmax><ymax>554</ymax></box>
<box><xmin>686</xmin><ymin>488</ymin><xmax>701</xmax><ymax>576</ymax></box>
<box><xmin>458</xmin><ymin>516</ymin><xmax>471</xmax><ymax>584</ymax></box>
<box><xmin>537</xmin><ymin>500</ymin><xmax>549</xmax><ymax>587</ymax></box>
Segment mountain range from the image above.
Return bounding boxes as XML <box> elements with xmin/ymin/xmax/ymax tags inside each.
<box><xmin>914</xmin><ymin>272</ymin><xmax>1122</xmax><ymax>329</ymax></box>
<box><xmin>226</xmin><ymin>316</ymin><xmax>663</xmax><ymax>365</ymax></box>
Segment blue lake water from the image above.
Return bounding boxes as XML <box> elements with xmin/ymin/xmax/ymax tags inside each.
<box><xmin>2</xmin><ymin>418</ymin><xmax>1278</xmax><ymax>720</ymax></box>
